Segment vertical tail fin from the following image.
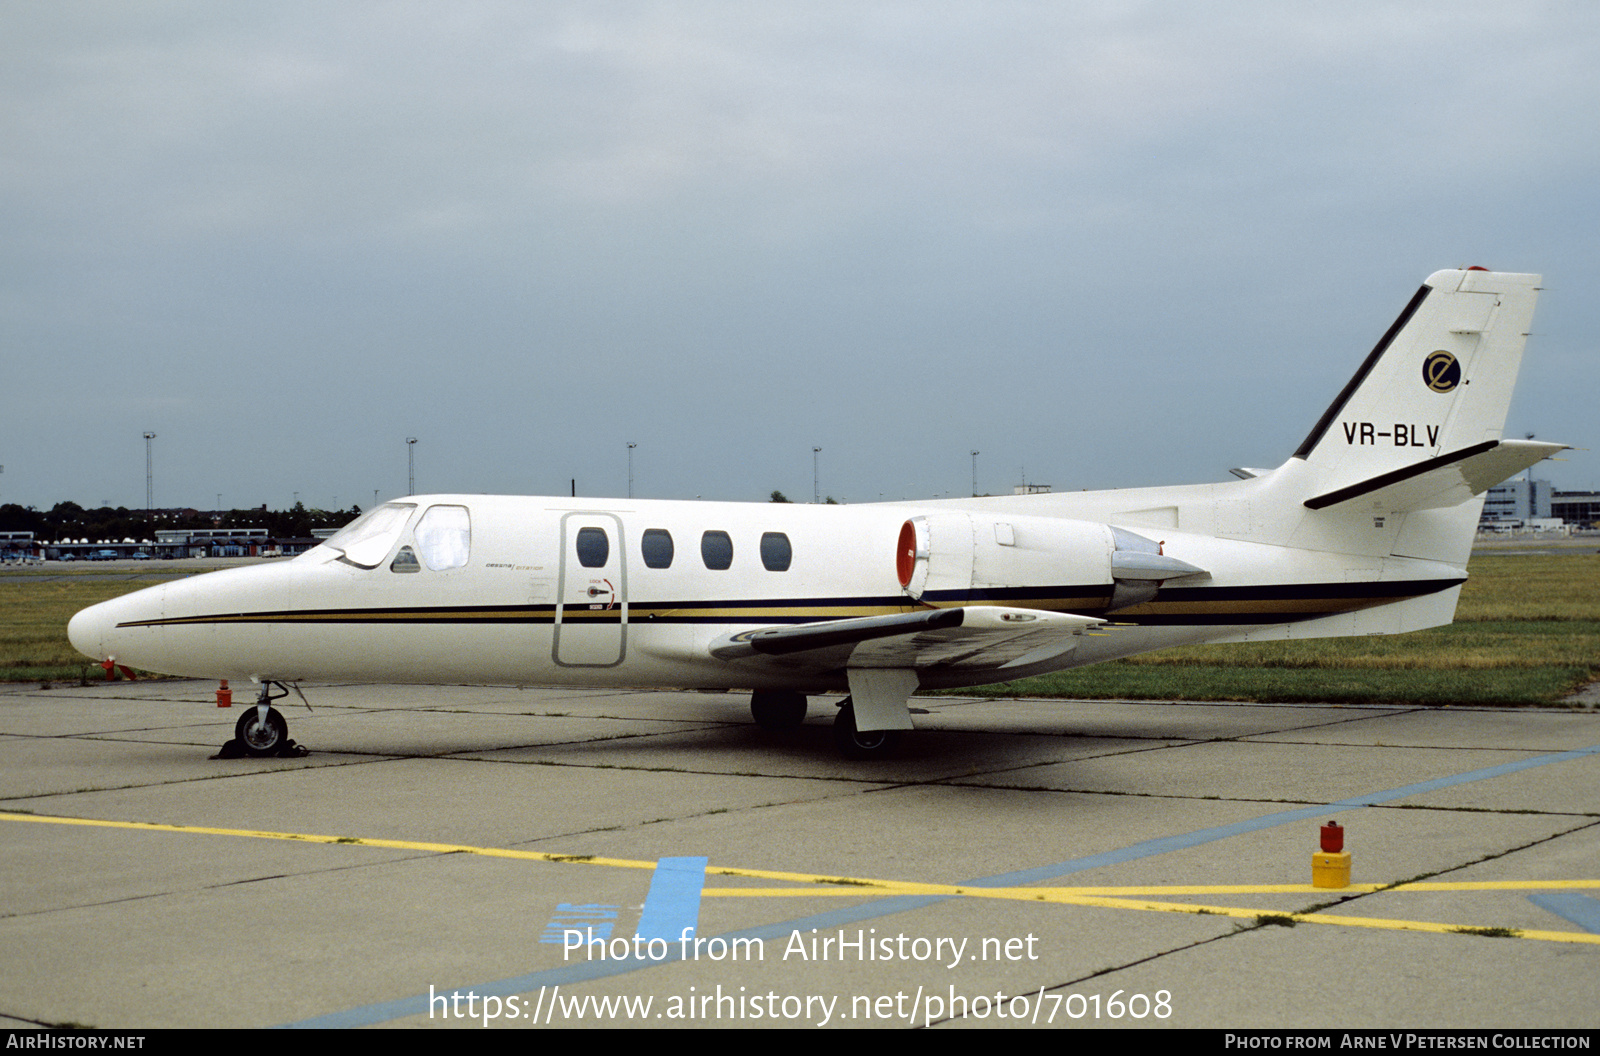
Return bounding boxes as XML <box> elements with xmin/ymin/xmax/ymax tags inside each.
<box><xmin>1279</xmin><ymin>268</ymin><xmax>1564</xmax><ymax>568</ymax></box>
<box><xmin>1292</xmin><ymin>270</ymin><xmax>1542</xmax><ymax>489</ymax></box>
<box><xmin>1292</xmin><ymin>267</ymin><xmax>1541</xmax><ymax>490</ymax></box>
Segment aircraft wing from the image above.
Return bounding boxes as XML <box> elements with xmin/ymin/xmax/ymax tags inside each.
<box><xmin>1303</xmin><ymin>439</ymin><xmax>1569</xmax><ymax>513</ymax></box>
<box><xmin>709</xmin><ymin>606</ymin><xmax>1104</xmax><ymax>673</ymax></box>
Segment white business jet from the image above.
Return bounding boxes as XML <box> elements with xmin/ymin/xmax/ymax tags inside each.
<box><xmin>69</xmin><ymin>268</ymin><xmax>1564</xmax><ymax>757</ymax></box>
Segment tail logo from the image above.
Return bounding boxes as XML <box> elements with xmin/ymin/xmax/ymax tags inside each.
<box><xmin>1423</xmin><ymin>350</ymin><xmax>1461</xmax><ymax>393</ymax></box>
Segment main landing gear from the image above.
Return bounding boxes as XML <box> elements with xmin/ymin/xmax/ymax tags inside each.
<box><xmin>748</xmin><ymin>689</ymin><xmax>902</xmax><ymax>758</ymax></box>
<box><xmin>832</xmin><ymin>697</ymin><xmax>899</xmax><ymax>760</ymax></box>
<box><xmin>749</xmin><ymin>689</ymin><xmax>808</xmax><ymax>730</ymax></box>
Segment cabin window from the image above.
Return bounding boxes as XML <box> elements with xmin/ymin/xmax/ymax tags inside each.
<box><xmin>700</xmin><ymin>530</ymin><xmax>733</xmax><ymax>570</ymax></box>
<box><xmin>760</xmin><ymin>532</ymin><xmax>792</xmax><ymax>571</ymax></box>
<box><xmin>576</xmin><ymin>526</ymin><xmax>609</xmax><ymax>568</ymax></box>
<box><xmin>389</xmin><ymin>545</ymin><xmax>421</xmax><ymax>573</ymax></box>
<box><xmin>323</xmin><ymin>502</ymin><xmax>416</xmax><ymax>569</ymax></box>
<box><xmin>641</xmin><ymin>528</ymin><xmax>674</xmax><ymax>569</ymax></box>
<box><xmin>416</xmin><ymin>505</ymin><xmax>470</xmax><ymax>571</ymax></box>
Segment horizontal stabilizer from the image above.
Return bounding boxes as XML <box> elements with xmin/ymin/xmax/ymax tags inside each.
<box><xmin>1303</xmin><ymin>439</ymin><xmax>1567</xmax><ymax>513</ymax></box>
<box><xmin>710</xmin><ymin>606</ymin><xmax>1103</xmax><ymax>672</ymax></box>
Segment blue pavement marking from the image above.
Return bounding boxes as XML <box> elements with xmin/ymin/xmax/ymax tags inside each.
<box><xmin>279</xmin><ymin>740</ymin><xmax>1600</xmax><ymax>1028</ymax></box>
<box><xmin>1528</xmin><ymin>893</ymin><xmax>1600</xmax><ymax>934</ymax></box>
<box><xmin>962</xmin><ymin>740</ymin><xmax>1600</xmax><ymax>889</ymax></box>
<box><xmin>635</xmin><ymin>856</ymin><xmax>708</xmax><ymax>943</ymax></box>
<box><xmin>539</xmin><ymin>903</ymin><xmax>619</xmax><ymax>944</ymax></box>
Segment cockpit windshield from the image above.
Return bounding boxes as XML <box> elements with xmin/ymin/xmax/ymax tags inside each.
<box><xmin>314</xmin><ymin>503</ymin><xmax>417</xmax><ymax>568</ymax></box>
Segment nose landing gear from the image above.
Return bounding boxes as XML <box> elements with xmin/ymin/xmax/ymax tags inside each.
<box><xmin>218</xmin><ymin>682</ymin><xmax>308</xmax><ymax>758</ymax></box>
<box><xmin>235</xmin><ymin>703</ymin><xmax>288</xmax><ymax>755</ymax></box>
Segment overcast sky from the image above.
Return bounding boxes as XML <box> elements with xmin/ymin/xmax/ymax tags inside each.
<box><xmin>3</xmin><ymin>2</ymin><xmax>1596</xmax><ymax>512</ymax></box>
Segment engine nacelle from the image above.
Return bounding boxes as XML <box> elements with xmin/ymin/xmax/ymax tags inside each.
<box><xmin>896</xmin><ymin>514</ymin><xmax>1205</xmax><ymax>612</ymax></box>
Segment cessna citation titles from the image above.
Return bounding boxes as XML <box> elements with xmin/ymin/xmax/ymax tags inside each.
<box><xmin>71</xmin><ymin>268</ymin><xmax>1564</xmax><ymax>758</ymax></box>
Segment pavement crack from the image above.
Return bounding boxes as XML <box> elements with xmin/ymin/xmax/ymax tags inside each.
<box><xmin>922</xmin><ymin>928</ymin><xmax>1235</xmax><ymax>1028</ymax></box>
<box><xmin>1296</xmin><ymin>816</ymin><xmax>1600</xmax><ymax>918</ymax></box>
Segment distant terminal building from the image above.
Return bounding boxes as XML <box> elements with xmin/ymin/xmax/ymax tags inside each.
<box><xmin>153</xmin><ymin>529</ymin><xmax>321</xmax><ymax>558</ymax></box>
<box><xmin>1552</xmin><ymin>490</ymin><xmax>1600</xmax><ymax>529</ymax></box>
<box><xmin>1477</xmin><ymin>479</ymin><xmax>1600</xmax><ymax>532</ymax></box>
<box><xmin>1012</xmin><ymin>483</ymin><xmax>1052</xmax><ymax>495</ymax></box>
<box><xmin>1</xmin><ymin>532</ymin><xmax>40</xmax><ymax>562</ymax></box>
<box><xmin>1479</xmin><ymin>478</ymin><xmax>1553</xmax><ymax>529</ymax></box>
<box><xmin>31</xmin><ymin>530</ymin><xmax>322</xmax><ymax>561</ymax></box>
<box><xmin>154</xmin><ymin>529</ymin><xmax>269</xmax><ymax>558</ymax></box>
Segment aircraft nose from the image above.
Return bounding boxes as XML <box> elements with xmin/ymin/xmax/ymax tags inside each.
<box><xmin>68</xmin><ymin>600</ymin><xmax>114</xmax><ymax>661</ymax></box>
<box><xmin>68</xmin><ymin>586</ymin><xmax>164</xmax><ymax>663</ymax></box>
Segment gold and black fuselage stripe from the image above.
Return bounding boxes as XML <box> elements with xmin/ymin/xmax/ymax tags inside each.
<box><xmin>115</xmin><ymin>577</ymin><xmax>1463</xmax><ymax>631</ymax></box>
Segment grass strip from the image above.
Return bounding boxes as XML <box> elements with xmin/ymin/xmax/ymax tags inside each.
<box><xmin>3</xmin><ymin>553</ymin><xmax>1596</xmax><ymax>704</ymax></box>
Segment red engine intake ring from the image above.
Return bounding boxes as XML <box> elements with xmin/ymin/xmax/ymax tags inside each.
<box><xmin>896</xmin><ymin>520</ymin><xmax>916</xmax><ymax>587</ymax></box>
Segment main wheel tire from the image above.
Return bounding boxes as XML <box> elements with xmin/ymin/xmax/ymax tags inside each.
<box><xmin>235</xmin><ymin>707</ymin><xmax>288</xmax><ymax>757</ymax></box>
<box><xmin>750</xmin><ymin>690</ymin><xmax>808</xmax><ymax>730</ymax></box>
<box><xmin>833</xmin><ymin>703</ymin><xmax>899</xmax><ymax>759</ymax></box>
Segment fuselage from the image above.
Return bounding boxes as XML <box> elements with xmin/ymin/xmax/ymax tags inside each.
<box><xmin>68</xmin><ymin>490</ymin><xmax>1467</xmax><ymax>693</ymax></box>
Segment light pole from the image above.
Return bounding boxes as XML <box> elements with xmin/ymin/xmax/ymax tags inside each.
<box><xmin>971</xmin><ymin>450</ymin><xmax>980</xmax><ymax>497</ymax></box>
<box><xmin>406</xmin><ymin>437</ymin><xmax>417</xmax><ymax>495</ymax></box>
<box><xmin>627</xmin><ymin>442</ymin><xmax>636</xmax><ymax>499</ymax></box>
<box><xmin>143</xmin><ymin>432</ymin><xmax>156</xmax><ymax>511</ymax></box>
<box><xmin>813</xmin><ymin>447</ymin><xmax>821</xmax><ymax>504</ymax></box>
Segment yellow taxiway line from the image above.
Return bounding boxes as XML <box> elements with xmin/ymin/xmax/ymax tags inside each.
<box><xmin>703</xmin><ymin>880</ymin><xmax>1600</xmax><ymax>895</ymax></box>
<box><xmin>5</xmin><ymin>810</ymin><xmax>1596</xmax><ymax>946</ymax></box>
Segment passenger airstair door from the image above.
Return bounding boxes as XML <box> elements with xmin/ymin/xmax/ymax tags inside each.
<box><xmin>554</xmin><ymin>513</ymin><xmax>627</xmax><ymax>667</ymax></box>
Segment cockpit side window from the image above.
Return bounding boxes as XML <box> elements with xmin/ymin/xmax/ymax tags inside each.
<box><xmin>415</xmin><ymin>505</ymin><xmax>470</xmax><ymax>571</ymax></box>
<box><xmin>321</xmin><ymin>503</ymin><xmax>416</xmax><ymax>569</ymax></box>
<box><xmin>390</xmin><ymin>546</ymin><xmax>421</xmax><ymax>573</ymax></box>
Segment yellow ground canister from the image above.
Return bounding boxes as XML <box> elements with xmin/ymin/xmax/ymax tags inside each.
<box><xmin>1313</xmin><ymin>821</ymin><xmax>1351</xmax><ymax>888</ymax></box>
<box><xmin>1312</xmin><ymin>851</ymin><xmax>1352</xmax><ymax>888</ymax></box>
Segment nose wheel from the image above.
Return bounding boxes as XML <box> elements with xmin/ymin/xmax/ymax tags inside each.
<box><xmin>221</xmin><ymin>681</ymin><xmax>307</xmax><ymax>758</ymax></box>
<box><xmin>235</xmin><ymin>706</ymin><xmax>288</xmax><ymax>756</ymax></box>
